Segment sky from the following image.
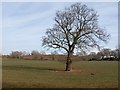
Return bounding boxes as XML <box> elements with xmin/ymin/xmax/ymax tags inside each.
<box><xmin>1</xmin><ymin>2</ymin><xmax>118</xmax><ymax>55</ymax></box>
<box><xmin>0</xmin><ymin>2</ymin><xmax>2</xmax><ymax>55</ymax></box>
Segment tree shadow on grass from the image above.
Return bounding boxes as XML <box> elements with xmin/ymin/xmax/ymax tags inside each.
<box><xmin>3</xmin><ymin>65</ymin><xmax>83</xmax><ymax>72</ymax></box>
<box><xmin>2</xmin><ymin>65</ymin><xmax>65</xmax><ymax>72</ymax></box>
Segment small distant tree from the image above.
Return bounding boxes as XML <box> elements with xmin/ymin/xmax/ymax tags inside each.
<box><xmin>101</xmin><ymin>48</ymin><xmax>111</xmax><ymax>58</ymax></box>
<box><xmin>97</xmin><ymin>51</ymin><xmax>103</xmax><ymax>60</ymax></box>
<box><xmin>31</xmin><ymin>50</ymin><xmax>39</xmax><ymax>55</ymax></box>
<box><xmin>114</xmin><ymin>49</ymin><xmax>119</xmax><ymax>59</ymax></box>
<box><xmin>51</xmin><ymin>51</ymin><xmax>58</xmax><ymax>60</ymax></box>
<box><xmin>31</xmin><ymin>50</ymin><xmax>40</xmax><ymax>59</ymax></box>
<box><xmin>89</xmin><ymin>52</ymin><xmax>97</xmax><ymax>60</ymax></box>
<box><xmin>10</xmin><ymin>51</ymin><xmax>23</xmax><ymax>59</ymax></box>
<box><xmin>110</xmin><ymin>49</ymin><xmax>119</xmax><ymax>59</ymax></box>
<box><xmin>42</xmin><ymin>3</ymin><xmax>110</xmax><ymax>71</ymax></box>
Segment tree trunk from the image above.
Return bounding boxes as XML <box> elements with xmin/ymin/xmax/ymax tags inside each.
<box><xmin>65</xmin><ymin>53</ymin><xmax>72</xmax><ymax>71</ymax></box>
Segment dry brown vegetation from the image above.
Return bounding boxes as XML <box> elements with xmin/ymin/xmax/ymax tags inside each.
<box><xmin>21</xmin><ymin>54</ymin><xmax>88</xmax><ymax>61</ymax></box>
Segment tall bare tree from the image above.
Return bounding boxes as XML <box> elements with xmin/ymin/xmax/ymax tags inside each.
<box><xmin>42</xmin><ymin>3</ymin><xmax>110</xmax><ymax>71</ymax></box>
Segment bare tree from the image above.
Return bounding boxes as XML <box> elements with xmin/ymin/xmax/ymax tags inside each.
<box><xmin>31</xmin><ymin>50</ymin><xmax>40</xmax><ymax>59</ymax></box>
<box><xmin>42</xmin><ymin>3</ymin><xmax>110</xmax><ymax>71</ymax></box>
<box><xmin>51</xmin><ymin>51</ymin><xmax>58</xmax><ymax>60</ymax></box>
<box><xmin>110</xmin><ymin>49</ymin><xmax>119</xmax><ymax>59</ymax></box>
<box><xmin>10</xmin><ymin>51</ymin><xmax>23</xmax><ymax>59</ymax></box>
<box><xmin>101</xmin><ymin>48</ymin><xmax>111</xmax><ymax>58</ymax></box>
<box><xmin>31</xmin><ymin>50</ymin><xmax>40</xmax><ymax>55</ymax></box>
<box><xmin>89</xmin><ymin>52</ymin><xmax>97</xmax><ymax>60</ymax></box>
<box><xmin>97</xmin><ymin>51</ymin><xmax>103</xmax><ymax>60</ymax></box>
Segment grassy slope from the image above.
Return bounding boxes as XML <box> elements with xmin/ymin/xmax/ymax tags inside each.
<box><xmin>2</xmin><ymin>58</ymin><xmax>118</xmax><ymax>88</ymax></box>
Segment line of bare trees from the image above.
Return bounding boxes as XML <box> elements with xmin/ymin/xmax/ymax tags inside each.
<box><xmin>2</xmin><ymin>48</ymin><xmax>119</xmax><ymax>61</ymax></box>
<box><xmin>87</xmin><ymin>48</ymin><xmax>119</xmax><ymax>61</ymax></box>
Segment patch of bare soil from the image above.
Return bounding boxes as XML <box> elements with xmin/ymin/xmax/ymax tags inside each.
<box><xmin>48</xmin><ymin>68</ymin><xmax>82</xmax><ymax>72</ymax></box>
<box><xmin>68</xmin><ymin>69</ymin><xmax>82</xmax><ymax>72</ymax></box>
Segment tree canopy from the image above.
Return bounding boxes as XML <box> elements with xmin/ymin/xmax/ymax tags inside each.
<box><xmin>42</xmin><ymin>3</ymin><xmax>110</xmax><ymax>71</ymax></box>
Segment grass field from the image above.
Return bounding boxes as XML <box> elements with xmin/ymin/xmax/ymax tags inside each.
<box><xmin>0</xmin><ymin>57</ymin><xmax>2</xmax><ymax>89</ymax></box>
<box><xmin>2</xmin><ymin>58</ymin><xmax>118</xmax><ymax>88</ymax></box>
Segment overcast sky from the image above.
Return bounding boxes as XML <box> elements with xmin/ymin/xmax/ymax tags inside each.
<box><xmin>1</xmin><ymin>2</ymin><xmax>118</xmax><ymax>54</ymax></box>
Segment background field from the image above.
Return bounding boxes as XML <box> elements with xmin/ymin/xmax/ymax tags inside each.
<box><xmin>2</xmin><ymin>58</ymin><xmax>118</xmax><ymax>88</ymax></box>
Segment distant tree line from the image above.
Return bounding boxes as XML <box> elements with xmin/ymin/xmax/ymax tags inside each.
<box><xmin>2</xmin><ymin>48</ymin><xmax>119</xmax><ymax>61</ymax></box>
<box><xmin>87</xmin><ymin>48</ymin><xmax>119</xmax><ymax>61</ymax></box>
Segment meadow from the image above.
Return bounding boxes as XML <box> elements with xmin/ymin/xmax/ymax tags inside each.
<box><xmin>2</xmin><ymin>58</ymin><xmax>118</xmax><ymax>88</ymax></box>
<box><xmin>0</xmin><ymin>57</ymin><xmax>2</xmax><ymax>89</ymax></box>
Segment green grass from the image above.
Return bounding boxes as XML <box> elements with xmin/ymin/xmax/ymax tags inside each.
<box><xmin>0</xmin><ymin>58</ymin><xmax>2</xmax><ymax>89</ymax></box>
<box><xmin>2</xmin><ymin>58</ymin><xmax>118</xmax><ymax>88</ymax></box>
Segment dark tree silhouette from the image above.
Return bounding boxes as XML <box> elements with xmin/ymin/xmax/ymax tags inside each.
<box><xmin>42</xmin><ymin>3</ymin><xmax>110</xmax><ymax>71</ymax></box>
